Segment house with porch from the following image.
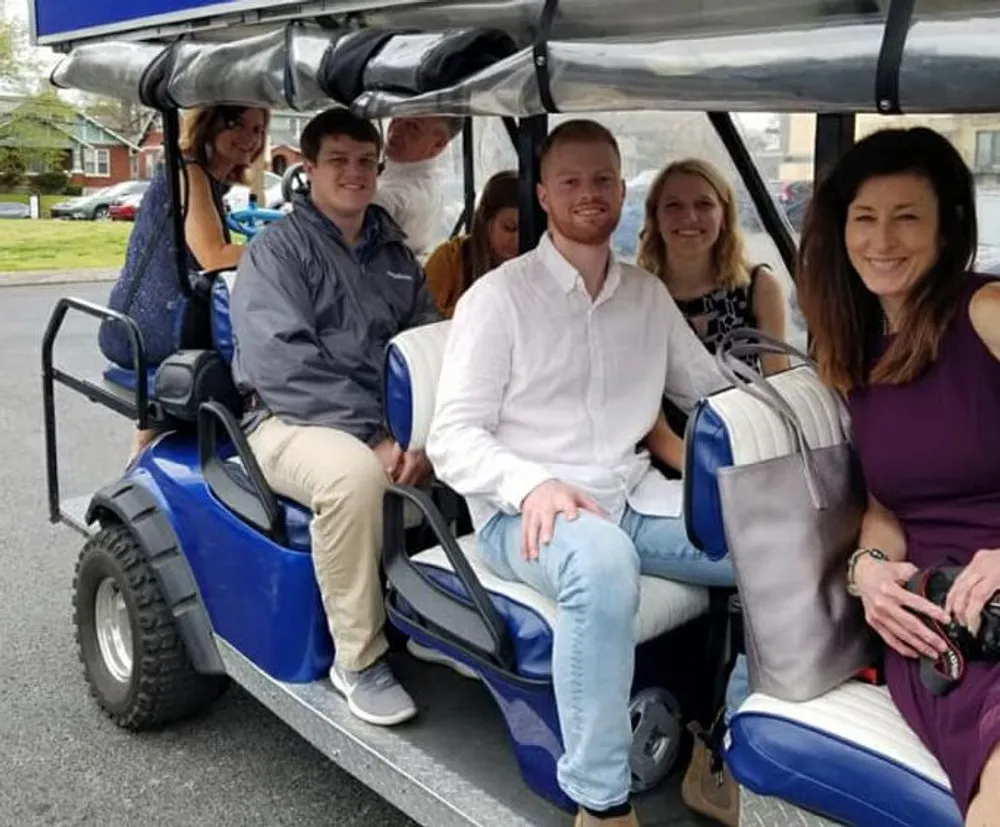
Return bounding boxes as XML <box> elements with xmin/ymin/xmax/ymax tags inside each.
<box><xmin>0</xmin><ymin>92</ymin><xmax>139</xmax><ymax>191</ymax></box>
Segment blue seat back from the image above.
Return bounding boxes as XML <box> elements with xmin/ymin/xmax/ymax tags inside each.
<box><xmin>102</xmin><ymin>364</ymin><xmax>159</xmax><ymax>397</ymax></box>
<box><xmin>683</xmin><ymin>364</ymin><xmax>848</xmax><ymax>560</ymax></box>
<box><xmin>383</xmin><ymin>321</ymin><xmax>452</xmax><ymax>450</ymax></box>
<box><xmin>210</xmin><ymin>270</ymin><xmax>238</xmax><ymax>364</ymax></box>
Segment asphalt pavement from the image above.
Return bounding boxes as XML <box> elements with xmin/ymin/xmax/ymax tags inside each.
<box><xmin>0</xmin><ymin>282</ymin><xmax>417</xmax><ymax>827</ymax></box>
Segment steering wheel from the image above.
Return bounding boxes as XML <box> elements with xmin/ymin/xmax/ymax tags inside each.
<box><xmin>226</xmin><ymin>205</ymin><xmax>286</xmax><ymax>239</ymax></box>
<box><xmin>281</xmin><ymin>162</ymin><xmax>309</xmax><ymax>203</ymax></box>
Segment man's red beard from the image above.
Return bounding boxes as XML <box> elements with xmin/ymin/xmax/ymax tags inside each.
<box><xmin>548</xmin><ymin>200</ymin><xmax>621</xmax><ymax>246</ymax></box>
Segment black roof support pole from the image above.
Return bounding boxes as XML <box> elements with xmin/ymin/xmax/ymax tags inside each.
<box><xmin>161</xmin><ymin>108</ymin><xmax>191</xmax><ymax>301</ymax></box>
<box><xmin>462</xmin><ymin>116</ymin><xmax>476</xmax><ymax>235</ymax></box>
<box><xmin>708</xmin><ymin>111</ymin><xmax>796</xmax><ymax>276</ymax></box>
<box><xmin>814</xmin><ymin>113</ymin><xmax>856</xmax><ymax>187</ymax></box>
<box><xmin>516</xmin><ymin>115</ymin><xmax>547</xmax><ymax>254</ymax></box>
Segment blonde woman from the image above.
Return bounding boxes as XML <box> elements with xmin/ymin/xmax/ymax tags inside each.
<box><xmin>638</xmin><ymin>158</ymin><xmax>789</xmax><ymax>370</ymax></box>
<box><xmin>637</xmin><ymin>158</ymin><xmax>790</xmax><ymax>476</ymax></box>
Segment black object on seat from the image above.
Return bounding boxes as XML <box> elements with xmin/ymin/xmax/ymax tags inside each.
<box><xmin>174</xmin><ymin>266</ymin><xmax>230</xmax><ymax>353</ymax></box>
<box><xmin>154</xmin><ymin>349</ymin><xmax>243</xmax><ymax>423</ymax></box>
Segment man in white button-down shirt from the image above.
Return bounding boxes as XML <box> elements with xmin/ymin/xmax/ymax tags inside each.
<box><xmin>426</xmin><ymin>120</ymin><xmax>746</xmax><ymax>827</ymax></box>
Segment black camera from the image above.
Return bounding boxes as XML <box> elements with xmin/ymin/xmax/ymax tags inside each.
<box><xmin>905</xmin><ymin>566</ymin><xmax>1000</xmax><ymax>696</ymax></box>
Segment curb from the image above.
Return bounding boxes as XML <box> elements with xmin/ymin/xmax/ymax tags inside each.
<box><xmin>0</xmin><ymin>269</ymin><xmax>118</xmax><ymax>288</ymax></box>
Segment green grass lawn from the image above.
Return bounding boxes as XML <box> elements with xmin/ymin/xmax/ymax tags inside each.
<box><xmin>0</xmin><ymin>218</ymin><xmax>132</xmax><ymax>273</ymax></box>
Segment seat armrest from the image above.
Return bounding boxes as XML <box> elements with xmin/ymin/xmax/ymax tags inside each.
<box><xmin>198</xmin><ymin>400</ymin><xmax>286</xmax><ymax>545</ymax></box>
<box><xmin>383</xmin><ymin>484</ymin><xmax>513</xmax><ymax>670</ymax></box>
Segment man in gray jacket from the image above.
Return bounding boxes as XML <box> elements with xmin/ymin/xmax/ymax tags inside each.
<box><xmin>230</xmin><ymin>107</ymin><xmax>441</xmax><ymax>727</ymax></box>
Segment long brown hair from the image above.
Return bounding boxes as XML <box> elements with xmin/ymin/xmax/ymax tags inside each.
<box><xmin>462</xmin><ymin>170</ymin><xmax>519</xmax><ymax>287</ymax></box>
<box><xmin>179</xmin><ymin>105</ymin><xmax>269</xmax><ymax>185</ymax></box>
<box><xmin>796</xmin><ymin>127</ymin><xmax>976</xmax><ymax>393</ymax></box>
<box><xmin>636</xmin><ymin>158</ymin><xmax>750</xmax><ymax>290</ymax></box>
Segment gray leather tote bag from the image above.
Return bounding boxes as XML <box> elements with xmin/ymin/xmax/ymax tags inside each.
<box><xmin>712</xmin><ymin>328</ymin><xmax>875</xmax><ymax>702</ymax></box>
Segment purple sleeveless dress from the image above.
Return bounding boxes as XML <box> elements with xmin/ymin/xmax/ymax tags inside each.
<box><xmin>847</xmin><ymin>272</ymin><xmax>1000</xmax><ymax>814</ymax></box>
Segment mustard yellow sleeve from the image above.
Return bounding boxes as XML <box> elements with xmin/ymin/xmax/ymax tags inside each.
<box><xmin>423</xmin><ymin>237</ymin><xmax>466</xmax><ymax>319</ymax></box>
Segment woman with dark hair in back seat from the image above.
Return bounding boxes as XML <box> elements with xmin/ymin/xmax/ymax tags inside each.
<box><xmin>422</xmin><ymin>169</ymin><xmax>520</xmax><ymax>318</ymax></box>
<box><xmin>98</xmin><ymin>104</ymin><xmax>270</xmax><ymax>463</ymax></box>
<box><xmin>799</xmin><ymin>126</ymin><xmax>1000</xmax><ymax>827</ymax></box>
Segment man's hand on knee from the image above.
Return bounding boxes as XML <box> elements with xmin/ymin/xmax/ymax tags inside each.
<box><xmin>373</xmin><ymin>438</ymin><xmax>403</xmax><ymax>480</ymax></box>
<box><xmin>395</xmin><ymin>450</ymin><xmax>432</xmax><ymax>487</ymax></box>
<box><xmin>519</xmin><ymin>480</ymin><xmax>605</xmax><ymax>561</ymax></box>
<box><xmin>372</xmin><ymin>438</ymin><xmax>433</xmax><ymax>487</ymax></box>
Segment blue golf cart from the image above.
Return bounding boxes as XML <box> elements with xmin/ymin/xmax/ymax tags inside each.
<box><xmin>33</xmin><ymin>1</ymin><xmax>992</xmax><ymax>825</ymax></box>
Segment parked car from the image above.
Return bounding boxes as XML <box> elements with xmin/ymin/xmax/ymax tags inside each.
<box><xmin>0</xmin><ymin>202</ymin><xmax>30</xmax><ymax>219</ymax></box>
<box><xmin>108</xmin><ymin>191</ymin><xmax>146</xmax><ymax>222</ymax></box>
<box><xmin>224</xmin><ymin>171</ymin><xmax>284</xmax><ymax>212</ymax></box>
<box><xmin>50</xmin><ymin>180</ymin><xmax>150</xmax><ymax>220</ymax></box>
<box><xmin>776</xmin><ymin>179</ymin><xmax>812</xmax><ymax>232</ymax></box>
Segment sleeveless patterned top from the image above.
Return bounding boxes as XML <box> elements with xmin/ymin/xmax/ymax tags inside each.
<box><xmin>671</xmin><ymin>264</ymin><xmax>764</xmax><ymax>370</ymax></box>
<box><xmin>660</xmin><ymin>265</ymin><xmax>766</xmax><ymax>461</ymax></box>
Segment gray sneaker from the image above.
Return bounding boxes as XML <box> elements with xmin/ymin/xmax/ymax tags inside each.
<box><xmin>330</xmin><ymin>658</ymin><xmax>417</xmax><ymax>726</ymax></box>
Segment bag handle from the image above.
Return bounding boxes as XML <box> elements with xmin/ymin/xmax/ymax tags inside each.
<box><xmin>713</xmin><ymin>328</ymin><xmax>814</xmax><ymax>432</ymax></box>
<box><xmin>718</xmin><ymin>326</ymin><xmax>853</xmax><ymax>438</ymax></box>
<box><xmin>713</xmin><ymin>328</ymin><xmax>838</xmax><ymax>510</ymax></box>
<box><xmin>719</xmin><ymin>325</ymin><xmax>812</xmax><ymax>365</ymax></box>
<box><xmin>715</xmin><ymin>351</ymin><xmax>828</xmax><ymax>509</ymax></box>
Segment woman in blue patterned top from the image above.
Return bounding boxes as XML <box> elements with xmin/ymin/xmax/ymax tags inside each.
<box><xmin>99</xmin><ymin>104</ymin><xmax>269</xmax><ymax>461</ymax></box>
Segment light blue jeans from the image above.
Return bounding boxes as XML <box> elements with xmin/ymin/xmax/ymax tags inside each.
<box><xmin>478</xmin><ymin>505</ymin><xmax>749</xmax><ymax>810</ymax></box>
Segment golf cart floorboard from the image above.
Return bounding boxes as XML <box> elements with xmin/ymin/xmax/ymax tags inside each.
<box><xmin>60</xmin><ymin>494</ymin><xmax>94</xmax><ymax>537</ymax></box>
<box><xmin>218</xmin><ymin>637</ymin><xmax>709</xmax><ymax>827</ymax></box>
<box><xmin>740</xmin><ymin>789</ymin><xmax>843</xmax><ymax>827</ymax></box>
<box><xmin>60</xmin><ymin>504</ymin><xmax>706</xmax><ymax>827</ymax></box>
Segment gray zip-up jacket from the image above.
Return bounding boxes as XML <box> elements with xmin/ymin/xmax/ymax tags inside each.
<box><xmin>230</xmin><ymin>192</ymin><xmax>441</xmax><ymax>443</ymax></box>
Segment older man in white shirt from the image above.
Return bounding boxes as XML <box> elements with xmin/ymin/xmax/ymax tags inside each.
<box><xmin>426</xmin><ymin>120</ymin><xmax>746</xmax><ymax>827</ymax></box>
<box><xmin>373</xmin><ymin>115</ymin><xmax>461</xmax><ymax>257</ymax></box>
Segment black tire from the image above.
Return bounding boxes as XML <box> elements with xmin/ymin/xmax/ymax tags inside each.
<box><xmin>73</xmin><ymin>524</ymin><xmax>227</xmax><ymax>730</ymax></box>
<box><xmin>92</xmin><ymin>206</ymin><xmax>109</xmax><ymax>220</ymax></box>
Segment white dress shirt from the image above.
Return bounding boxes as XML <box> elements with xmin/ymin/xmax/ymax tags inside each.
<box><xmin>425</xmin><ymin>232</ymin><xmax>730</xmax><ymax>532</ymax></box>
<box><xmin>372</xmin><ymin>158</ymin><xmax>443</xmax><ymax>257</ymax></box>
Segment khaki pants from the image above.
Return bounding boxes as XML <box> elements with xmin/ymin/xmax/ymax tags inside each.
<box><xmin>248</xmin><ymin>416</ymin><xmax>388</xmax><ymax>672</ymax></box>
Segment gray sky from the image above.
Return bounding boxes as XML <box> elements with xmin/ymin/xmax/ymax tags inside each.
<box><xmin>6</xmin><ymin>0</ymin><xmax>61</xmax><ymax>74</ymax></box>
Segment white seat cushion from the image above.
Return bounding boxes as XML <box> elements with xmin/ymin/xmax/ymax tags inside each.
<box><xmin>384</xmin><ymin>320</ymin><xmax>452</xmax><ymax>451</ymax></box>
<box><xmin>685</xmin><ymin>363</ymin><xmax>850</xmax><ymax>560</ymax></box>
<box><xmin>725</xmin><ymin>681</ymin><xmax>961</xmax><ymax>827</ymax></box>
<box><xmin>409</xmin><ymin>534</ymin><xmax>710</xmax><ymax>680</ymax></box>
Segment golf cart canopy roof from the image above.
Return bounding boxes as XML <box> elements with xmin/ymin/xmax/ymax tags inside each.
<box><xmin>39</xmin><ymin>0</ymin><xmax>1000</xmax><ymax>116</ymax></box>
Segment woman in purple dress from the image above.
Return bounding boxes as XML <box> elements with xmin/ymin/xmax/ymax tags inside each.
<box><xmin>796</xmin><ymin>126</ymin><xmax>1000</xmax><ymax>827</ymax></box>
